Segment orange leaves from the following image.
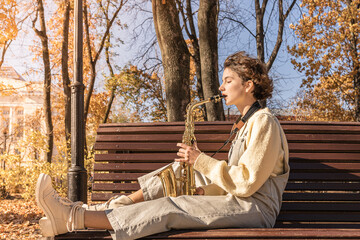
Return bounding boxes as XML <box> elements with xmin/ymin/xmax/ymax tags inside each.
<box><xmin>108</xmin><ymin>65</ymin><xmax>166</xmax><ymax>122</ymax></box>
<box><xmin>0</xmin><ymin>198</ymin><xmax>43</xmax><ymax>239</ymax></box>
<box><xmin>289</xmin><ymin>0</ymin><xmax>359</xmax><ymax>121</ymax></box>
<box><xmin>0</xmin><ymin>0</ymin><xmax>18</xmax><ymax>44</ymax></box>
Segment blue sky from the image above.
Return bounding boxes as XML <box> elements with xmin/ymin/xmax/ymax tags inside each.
<box><xmin>4</xmin><ymin>0</ymin><xmax>304</xmax><ymax>109</ymax></box>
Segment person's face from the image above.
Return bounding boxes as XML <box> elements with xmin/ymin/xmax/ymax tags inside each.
<box><xmin>219</xmin><ymin>68</ymin><xmax>253</xmax><ymax>106</ymax></box>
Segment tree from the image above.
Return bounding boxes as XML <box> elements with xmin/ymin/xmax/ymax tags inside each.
<box><xmin>288</xmin><ymin>0</ymin><xmax>360</xmax><ymax>121</ymax></box>
<box><xmin>32</xmin><ymin>0</ymin><xmax>54</xmax><ymax>163</ymax></box>
<box><xmin>61</xmin><ymin>0</ymin><xmax>72</xmax><ymax>156</ymax></box>
<box><xmin>152</xmin><ymin>0</ymin><xmax>191</xmax><ymax>121</ymax></box>
<box><xmin>106</xmin><ymin>65</ymin><xmax>167</xmax><ymax>122</ymax></box>
<box><xmin>176</xmin><ymin>0</ymin><xmax>224</xmax><ymax>121</ymax></box>
<box><xmin>83</xmin><ymin>0</ymin><xmax>127</xmax><ymax>125</ymax></box>
<box><xmin>198</xmin><ymin>0</ymin><xmax>224</xmax><ymax>121</ymax></box>
<box><xmin>0</xmin><ymin>0</ymin><xmax>18</xmax><ymax>68</ymax></box>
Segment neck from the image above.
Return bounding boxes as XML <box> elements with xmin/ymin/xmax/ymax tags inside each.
<box><xmin>236</xmin><ymin>98</ymin><xmax>257</xmax><ymax>116</ymax></box>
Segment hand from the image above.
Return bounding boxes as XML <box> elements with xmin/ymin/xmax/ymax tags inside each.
<box><xmin>195</xmin><ymin>187</ymin><xmax>204</xmax><ymax>195</ymax></box>
<box><xmin>175</xmin><ymin>142</ymin><xmax>201</xmax><ymax>165</ymax></box>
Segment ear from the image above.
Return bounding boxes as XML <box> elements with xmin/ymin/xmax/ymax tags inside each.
<box><xmin>245</xmin><ymin>80</ymin><xmax>254</xmax><ymax>93</ymax></box>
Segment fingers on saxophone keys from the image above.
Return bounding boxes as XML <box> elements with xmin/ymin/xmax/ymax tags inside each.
<box><xmin>175</xmin><ymin>157</ymin><xmax>188</xmax><ymax>162</ymax></box>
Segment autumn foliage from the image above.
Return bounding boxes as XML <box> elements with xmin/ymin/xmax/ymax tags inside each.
<box><xmin>288</xmin><ymin>0</ymin><xmax>360</xmax><ymax>121</ymax></box>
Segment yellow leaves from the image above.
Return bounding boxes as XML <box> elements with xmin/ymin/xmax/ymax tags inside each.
<box><xmin>289</xmin><ymin>0</ymin><xmax>359</xmax><ymax>121</ymax></box>
<box><xmin>0</xmin><ymin>198</ymin><xmax>43</xmax><ymax>239</ymax></box>
<box><xmin>0</xmin><ymin>0</ymin><xmax>18</xmax><ymax>44</ymax></box>
<box><xmin>107</xmin><ymin>65</ymin><xmax>166</xmax><ymax>122</ymax></box>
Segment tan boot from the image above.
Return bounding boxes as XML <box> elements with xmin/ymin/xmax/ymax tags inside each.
<box><xmin>83</xmin><ymin>195</ymin><xmax>134</xmax><ymax>211</ymax></box>
<box><xmin>36</xmin><ymin>173</ymin><xmax>85</xmax><ymax>237</ymax></box>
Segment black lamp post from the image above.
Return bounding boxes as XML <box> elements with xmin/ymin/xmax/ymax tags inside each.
<box><xmin>68</xmin><ymin>0</ymin><xmax>87</xmax><ymax>203</ymax></box>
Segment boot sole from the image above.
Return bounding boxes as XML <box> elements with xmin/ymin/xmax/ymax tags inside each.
<box><xmin>36</xmin><ymin>173</ymin><xmax>57</xmax><ymax>236</ymax></box>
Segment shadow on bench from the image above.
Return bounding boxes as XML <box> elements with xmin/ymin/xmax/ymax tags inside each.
<box><xmin>55</xmin><ymin>121</ymin><xmax>360</xmax><ymax>239</ymax></box>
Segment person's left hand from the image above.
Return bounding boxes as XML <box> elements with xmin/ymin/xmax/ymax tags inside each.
<box><xmin>175</xmin><ymin>142</ymin><xmax>201</xmax><ymax>165</ymax></box>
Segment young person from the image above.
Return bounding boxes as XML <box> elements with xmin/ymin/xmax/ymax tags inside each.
<box><xmin>35</xmin><ymin>51</ymin><xmax>289</xmax><ymax>239</ymax></box>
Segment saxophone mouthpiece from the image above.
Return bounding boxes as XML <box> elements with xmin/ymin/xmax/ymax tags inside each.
<box><xmin>210</xmin><ymin>94</ymin><xmax>225</xmax><ymax>103</ymax></box>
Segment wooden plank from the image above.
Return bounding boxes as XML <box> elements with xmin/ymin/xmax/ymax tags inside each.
<box><xmin>285</xmin><ymin>182</ymin><xmax>360</xmax><ymax>191</ymax></box>
<box><xmin>92</xmin><ymin>183</ymin><xmax>140</xmax><ymax>191</ymax></box>
<box><xmin>280</xmin><ymin>202</ymin><xmax>360</xmax><ymax>211</ymax></box>
<box><xmin>94</xmin><ymin>163</ymin><xmax>168</xmax><ymax>171</ymax></box>
<box><xmin>94</xmin><ymin>142</ymin><xmax>231</xmax><ymax>152</ymax></box>
<box><xmin>274</xmin><ymin>223</ymin><xmax>360</xmax><ymax>229</ymax></box>
<box><xmin>96</xmin><ymin>133</ymin><xmax>360</xmax><ymax>144</ymax></box>
<box><xmin>141</xmin><ymin>228</ymin><xmax>360</xmax><ymax>239</ymax></box>
<box><xmin>96</xmin><ymin>125</ymin><xmax>232</xmax><ymax>134</ymax></box>
<box><xmin>91</xmin><ymin>192</ymin><xmax>131</xmax><ymax>201</ymax></box>
<box><xmin>289</xmin><ymin>152</ymin><xmax>360</xmax><ymax>161</ymax></box>
<box><xmin>94</xmin><ymin>153</ymin><xmax>229</xmax><ymax>162</ymax></box>
<box><xmin>289</xmin><ymin>162</ymin><xmax>360</xmax><ymax>171</ymax></box>
<box><xmin>55</xmin><ymin>230</ymin><xmax>112</xmax><ymax>239</ymax></box>
<box><xmin>94</xmin><ymin>162</ymin><xmax>360</xmax><ymax>172</ymax></box>
<box><xmin>282</xmin><ymin>192</ymin><xmax>360</xmax><ymax>201</ymax></box>
<box><xmin>289</xmin><ymin>172</ymin><xmax>360</xmax><ymax>181</ymax></box>
<box><xmin>97</xmin><ymin>121</ymin><xmax>360</xmax><ymax>135</ymax></box>
<box><xmin>96</xmin><ymin>134</ymin><xmax>230</xmax><ymax>143</ymax></box>
<box><xmin>55</xmin><ymin>228</ymin><xmax>360</xmax><ymax>239</ymax></box>
<box><xmin>93</xmin><ymin>173</ymin><xmax>144</xmax><ymax>181</ymax></box>
<box><xmin>286</xmin><ymin>134</ymin><xmax>360</xmax><ymax>143</ymax></box>
<box><xmin>288</xmin><ymin>143</ymin><xmax>360</xmax><ymax>152</ymax></box>
<box><xmin>95</xmin><ymin>142</ymin><xmax>360</xmax><ymax>152</ymax></box>
<box><xmin>277</xmin><ymin>212</ymin><xmax>360</xmax><ymax>222</ymax></box>
<box><xmin>93</xmin><ymin>152</ymin><xmax>360</xmax><ymax>162</ymax></box>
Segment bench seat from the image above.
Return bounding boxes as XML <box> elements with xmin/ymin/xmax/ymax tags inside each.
<box><xmin>55</xmin><ymin>121</ymin><xmax>360</xmax><ymax>239</ymax></box>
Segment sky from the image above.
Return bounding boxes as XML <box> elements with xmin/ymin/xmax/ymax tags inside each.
<box><xmin>4</xmin><ymin>0</ymin><xmax>304</xmax><ymax>110</ymax></box>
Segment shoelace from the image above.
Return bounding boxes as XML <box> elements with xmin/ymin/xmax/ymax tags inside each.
<box><xmin>50</xmin><ymin>190</ymin><xmax>83</xmax><ymax>232</ymax></box>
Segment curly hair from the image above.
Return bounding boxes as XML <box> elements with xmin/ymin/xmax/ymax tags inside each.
<box><xmin>223</xmin><ymin>51</ymin><xmax>273</xmax><ymax>100</ymax></box>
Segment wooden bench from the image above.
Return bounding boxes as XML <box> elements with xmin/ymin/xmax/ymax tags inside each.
<box><xmin>55</xmin><ymin>121</ymin><xmax>360</xmax><ymax>239</ymax></box>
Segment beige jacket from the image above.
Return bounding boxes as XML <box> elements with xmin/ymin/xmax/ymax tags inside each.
<box><xmin>194</xmin><ymin>108</ymin><xmax>288</xmax><ymax>197</ymax></box>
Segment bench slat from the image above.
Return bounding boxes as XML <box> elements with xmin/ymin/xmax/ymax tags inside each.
<box><xmin>281</xmin><ymin>202</ymin><xmax>360</xmax><ymax>211</ymax></box>
<box><xmin>283</xmin><ymin>192</ymin><xmax>360</xmax><ymax>201</ymax></box>
<box><xmin>277</xmin><ymin>212</ymin><xmax>360</xmax><ymax>222</ymax></box>
<box><xmin>94</xmin><ymin>142</ymin><xmax>231</xmax><ymax>152</ymax></box>
<box><xmin>289</xmin><ymin>172</ymin><xmax>360</xmax><ymax>180</ymax></box>
<box><xmin>96</xmin><ymin>133</ymin><xmax>360</xmax><ymax>143</ymax></box>
<box><xmin>94</xmin><ymin>152</ymin><xmax>360</xmax><ymax>162</ymax></box>
<box><xmin>95</xmin><ymin>142</ymin><xmax>360</xmax><ymax>152</ymax></box>
<box><xmin>285</xmin><ymin>182</ymin><xmax>360</xmax><ymax>191</ymax></box>
<box><xmin>55</xmin><ymin>228</ymin><xmax>360</xmax><ymax>239</ymax></box>
<box><xmin>93</xmin><ymin>162</ymin><xmax>360</xmax><ymax>172</ymax></box>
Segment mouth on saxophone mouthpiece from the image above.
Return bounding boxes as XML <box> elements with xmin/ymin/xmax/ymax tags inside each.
<box><xmin>210</xmin><ymin>94</ymin><xmax>225</xmax><ymax>103</ymax></box>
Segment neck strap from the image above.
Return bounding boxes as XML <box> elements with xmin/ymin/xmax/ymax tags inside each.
<box><xmin>211</xmin><ymin>101</ymin><xmax>262</xmax><ymax>158</ymax></box>
<box><xmin>231</xmin><ymin>101</ymin><xmax>262</xmax><ymax>132</ymax></box>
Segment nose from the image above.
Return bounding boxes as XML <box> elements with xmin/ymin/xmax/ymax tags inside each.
<box><xmin>219</xmin><ymin>82</ymin><xmax>225</xmax><ymax>91</ymax></box>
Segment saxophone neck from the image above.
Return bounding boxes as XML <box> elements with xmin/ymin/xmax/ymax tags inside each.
<box><xmin>188</xmin><ymin>94</ymin><xmax>224</xmax><ymax>111</ymax></box>
<box><xmin>183</xmin><ymin>95</ymin><xmax>224</xmax><ymax>145</ymax></box>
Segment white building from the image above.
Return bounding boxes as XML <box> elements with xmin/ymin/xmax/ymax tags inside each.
<box><xmin>0</xmin><ymin>66</ymin><xmax>43</xmax><ymax>158</ymax></box>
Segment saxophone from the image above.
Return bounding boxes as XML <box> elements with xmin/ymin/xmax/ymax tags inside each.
<box><xmin>157</xmin><ymin>95</ymin><xmax>224</xmax><ymax>197</ymax></box>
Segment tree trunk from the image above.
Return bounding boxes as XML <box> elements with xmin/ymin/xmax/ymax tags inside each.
<box><xmin>198</xmin><ymin>0</ymin><xmax>224</xmax><ymax>121</ymax></box>
<box><xmin>61</xmin><ymin>0</ymin><xmax>71</xmax><ymax>156</ymax></box>
<box><xmin>103</xmin><ymin>34</ymin><xmax>115</xmax><ymax>123</ymax></box>
<box><xmin>254</xmin><ymin>0</ymin><xmax>296</xmax><ymax>107</ymax></box>
<box><xmin>33</xmin><ymin>0</ymin><xmax>54</xmax><ymax>163</ymax></box>
<box><xmin>152</xmin><ymin>0</ymin><xmax>191</xmax><ymax>122</ymax></box>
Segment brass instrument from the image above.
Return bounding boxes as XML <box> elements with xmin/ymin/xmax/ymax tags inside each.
<box><xmin>157</xmin><ymin>95</ymin><xmax>224</xmax><ymax>197</ymax></box>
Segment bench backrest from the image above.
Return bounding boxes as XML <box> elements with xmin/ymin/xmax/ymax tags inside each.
<box><xmin>92</xmin><ymin>121</ymin><xmax>360</xmax><ymax>228</ymax></box>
